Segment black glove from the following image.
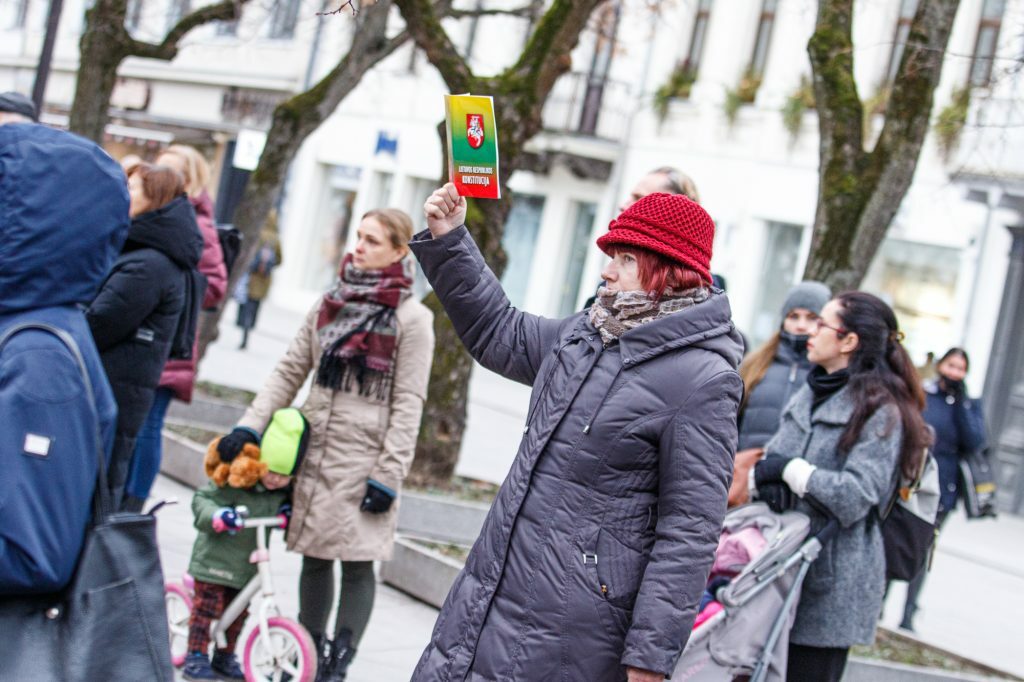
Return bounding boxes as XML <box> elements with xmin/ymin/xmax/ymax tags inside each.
<box><xmin>940</xmin><ymin>377</ymin><xmax>965</xmax><ymax>401</ymax></box>
<box><xmin>754</xmin><ymin>453</ymin><xmax>789</xmax><ymax>488</ymax></box>
<box><xmin>217</xmin><ymin>427</ymin><xmax>260</xmax><ymax>463</ymax></box>
<box><xmin>758</xmin><ymin>482</ymin><xmax>795</xmax><ymax>513</ymax></box>
<box><xmin>360</xmin><ymin>479</ymin><xmax>396</xmax><ymax>514</ymax></box>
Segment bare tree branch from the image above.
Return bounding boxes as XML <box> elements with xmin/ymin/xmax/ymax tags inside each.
<box><xmin>131</xmin><ymin>0</ymin><xmax>245</xmax><ymax>60</ymax></box>
<box><xmin>447</xmin><ymin>5</ymin><xmax>533</xmax><ymax>18</ymax></box>
<box><xmin>393</xmin><ymin>0</ymin><xmax>474</xmax><ymax>93</ymax></box>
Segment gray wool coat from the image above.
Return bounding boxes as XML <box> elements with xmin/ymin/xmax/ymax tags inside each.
<box><xmin>763</xmin><ymin>384</ymin><xmax>902</xmax><ymax>648</ymax></box>
<box><xmin>409</xmin><ymin>227</ymin><xmax>744</xmax><ymax>681</ymax></box>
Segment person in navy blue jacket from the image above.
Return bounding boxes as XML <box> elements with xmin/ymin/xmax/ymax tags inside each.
<box><xmin>0</xmin><ymin>115</ymin><xmax>128</xmax><ymax>594</ymax></box>
<box><xmin>899</xmin><ymin>347</ymin><xmax>987</xmax><ymax>631</ymax></box>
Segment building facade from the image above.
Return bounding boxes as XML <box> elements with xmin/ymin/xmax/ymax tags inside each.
<box><xmin>3</xmin><ymin>0</ymin><xmax>1023</xmax><ymax>483</ymax></box>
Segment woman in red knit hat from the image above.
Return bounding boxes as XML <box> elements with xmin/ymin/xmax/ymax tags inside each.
<box><xmin>409</xmin><ymin>184</ymin><xmax>745</xmax><ymax>682</ymax></box>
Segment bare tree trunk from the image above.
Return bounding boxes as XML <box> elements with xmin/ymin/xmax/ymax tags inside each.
<box><xmin>196</xmin><ymin>1</ymin><xmax>407</xmax><ymax>359</ymax></box>
<box><xmin>396</xmin><ymin>0</ymin><xmax>604</xmax><ymax>485</ymax></box>
<box><xmin>69</xmin><ymin>0</ymin><xmax>243</xmax><ymax>141</ymax></box>
<box><xmin>803</xmin><ymin>0</ymin><xmax>960</xmax><ymax>291</ymax></box>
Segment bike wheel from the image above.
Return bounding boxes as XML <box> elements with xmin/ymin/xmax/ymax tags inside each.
<box><xmin>164</xmin><ymin>582</ymin><xmax>193</xmax><ymax>668</ymax></box>
<box><xmin>243</xmin><ymin>617</ymin><xmax>317</xmax><ymax>682</ymax></box>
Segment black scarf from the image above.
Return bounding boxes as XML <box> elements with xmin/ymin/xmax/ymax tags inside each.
<box><xmin>807</xmin><ymin>365</ymin><xmax>849</xmax><ymax>413</ymax></box>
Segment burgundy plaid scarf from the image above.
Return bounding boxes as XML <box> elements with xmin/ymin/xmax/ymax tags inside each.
<box><xmin>315</xmin><ymin>254</ymin><xmax>414</xmax><ymax>398</ymax></box>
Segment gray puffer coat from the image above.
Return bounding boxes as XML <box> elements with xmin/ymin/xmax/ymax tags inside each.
<box><xmin>737</xmin><ymin>334</ymin><xmax>811</xmax><ymax>451</ymax></box>
<box><xmin>409</xmin><ymin>227</ymin><xmax>744</xmax><ymax>681</ymax></box>
<box><xmin>763</xmin><ymin>384</ymin><xmax>902</xmax><ymax>648</ymax></box>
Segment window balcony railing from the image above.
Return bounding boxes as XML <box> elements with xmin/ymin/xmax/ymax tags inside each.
<box><xmin>542</xmin><ymin>71</ymin><xmax>632</xmax><ymax>142</ymax></box>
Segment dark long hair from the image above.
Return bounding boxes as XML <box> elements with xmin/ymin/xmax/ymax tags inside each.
<box><xmin>938</xmin><ymin>346</ymin><xmax>970</xmax><ymax>371</ymax></box>
<box><xmin>834</xmin><ymin>292</ymin><xmax>932</xmax><ymax>479</ymax></box>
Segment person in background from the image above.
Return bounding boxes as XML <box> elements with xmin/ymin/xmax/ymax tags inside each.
<box><xmin>750</xmin><ymin>292</ymin><xmax>932</xmax><ymax>681</ymax></box>
<box><xmin>916</xmin><ymin>351</ymin><xmax>938</xmax><ymax>382</ymax></box>
<box><xmin>87</xmin><ymin>163</ymin><xmax>203</xmax><ymax>506</ymax></box>
<box><xmin>0</xmin><ymin>118</ymin><xmax>127</xmax><ymax>593</ymax></box>
<box><xmin>898</xmin><ymin>347</ymin><xmax>986</xmax><ymax>632</ymax></box>
<box><xmin>122</xmin><ymin>145</ymin><xmax>227</xmax><ymax>510</ymax></box>
<box><xmin>619</xmin><ymin>166</ymin><xmax>701</xmax><ymax>212</ymax></box>
<box><xmin>0</xmin><ymin>91</ymin><xmax>36</xmax><ymax>124</ymax></box>
<box><xmin>235</xmin><ymin>210</ymin><xmax>283</xmax><ymax>350</ymax></box>
<box><xmin>728</xmin><ymin>281</ymin><xmax>831</xmax><ymax>506</ymax></box>
<box><xmin>214</xmin><ymin>208</ymin><xmax>434</xmax><ymax>681</ymax></box>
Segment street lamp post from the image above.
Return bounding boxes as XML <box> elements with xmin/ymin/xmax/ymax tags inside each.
<box><xmin>32</xmin><ymin>0</ymin><xmax>66</xmax><ymax>116</ymax></box>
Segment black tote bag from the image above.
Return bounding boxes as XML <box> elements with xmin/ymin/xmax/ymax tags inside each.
<box><xmin>0</xmin><ymin>323</ymin><xmax>173</xmax><ymax>682</ymax></box>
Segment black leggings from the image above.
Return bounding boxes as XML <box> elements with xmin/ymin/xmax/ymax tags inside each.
<box><xmin>786</xmin><ymin>643</ymin><xmax>848</xmax><ymax>682</ymax></box>
<box><xmin>298</xmin><ymin>557</ymin><xmax>376</xmax><ymax>647</ymax></box>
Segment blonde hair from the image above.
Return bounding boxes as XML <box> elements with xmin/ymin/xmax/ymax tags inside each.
<box><xmin>363</xmin><ymin>209</ymin><xmax>414</xmax><ymax>252</ymax></box>
<box><xmin>158</xmin><ymin>144</ymin><xmax>211</xmax><ymax>198</ymax></box>
<box><xmin>738</xmin><ymin>331</ymin><xmax>781</xmax><ymax>413</ymax></box>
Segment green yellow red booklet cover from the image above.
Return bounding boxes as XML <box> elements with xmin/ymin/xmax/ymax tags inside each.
<box><xmin>445</xmin><ymin>94</ymin><xmax>500</xmax><ymax>200</ymax></box>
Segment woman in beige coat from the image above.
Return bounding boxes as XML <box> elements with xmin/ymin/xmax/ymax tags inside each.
<box><xmin>214</xmin><ymin>208</ymin><xmax>434</xmax><ymax>681</ymax></box>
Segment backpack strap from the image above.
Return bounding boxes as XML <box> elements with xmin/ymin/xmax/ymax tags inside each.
<box><xmin>0</xmin><ymin>323</ymin><xmax>113</xmax><ymax>521</ymax></box>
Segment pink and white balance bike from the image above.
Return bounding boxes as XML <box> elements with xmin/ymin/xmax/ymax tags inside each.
<box><xmin>165</xmin><ymin>507</ymin><xmax>317</xmax><ymax>682</ymax></box>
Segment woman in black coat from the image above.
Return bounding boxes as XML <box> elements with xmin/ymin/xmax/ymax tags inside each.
<box><xmin>899</xmin><ymin>347</ymin><xmax>986</xmax><ymax>631</ymax></box>
<box><xmin>87</xmin><ymin>163</ymin><xmax>203</xmax><ymax>506</ymax></box>
<box><xmin>728</xmin><ymin>281</ymin><xmax>830</xmax><ymax>505</ymax></box>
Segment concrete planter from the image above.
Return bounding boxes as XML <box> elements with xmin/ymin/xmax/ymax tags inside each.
<box><xmin>166</xmin><ymin>395</ymin><xmax>246</xmax><ymax>432</ymax></box>
<box><xmin>381</xmin><ymin>537</ymin><xmax>463</xmax><ymax>608</ymax></box>
<box><xmin>397</xmin><ymin>493</ymin><xmax>490</xmax><ymax>546</ymax></box>
<box><xmin>160</xmin><ymin>431</ymin><xmax>208</xmax><ymax>490</ymax></box>
<box><xmin>845</xmin><ymin>657</ymin><xmax>1010</xmax><ymax>681</ymax></box>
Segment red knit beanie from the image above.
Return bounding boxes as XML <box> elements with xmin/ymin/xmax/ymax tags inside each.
<box><xmin>596</xmin><ymin>193</ymin><xmax>714</xmax><ymax>283</ymax></box>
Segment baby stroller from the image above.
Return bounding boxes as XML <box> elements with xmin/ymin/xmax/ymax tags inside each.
<box><xmin>672</xmin><ymin>502</ymin><xmax>837</xmax><ymax>682</ymax></box>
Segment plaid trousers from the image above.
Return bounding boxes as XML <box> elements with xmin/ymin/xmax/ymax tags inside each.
<box><xmin>187</xmin><ymin>579</ymin><xmax>249</xmax><ymax>656</ymax></box>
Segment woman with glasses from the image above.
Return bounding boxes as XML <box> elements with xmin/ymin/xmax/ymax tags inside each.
<box><xmin>729</xmin><ymin>282</ymin><xmax>831</xmax><ymax>505</ymax></box>
<box><xmin>749</xmin><ymin>292</ymin><xmax>931</xmax><ymax>681</ymax></box>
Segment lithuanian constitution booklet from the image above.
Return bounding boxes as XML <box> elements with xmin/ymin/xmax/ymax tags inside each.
<box><xmin>444</xmin><ymin>94</ymin><xmax>501</xmax><ymax>200</ymax></box>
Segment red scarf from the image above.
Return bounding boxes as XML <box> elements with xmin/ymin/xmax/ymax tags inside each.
<box><xmin>315</xmin><ymin>254</ymin><xmax>414</xmax><ymax>398</ymax></box>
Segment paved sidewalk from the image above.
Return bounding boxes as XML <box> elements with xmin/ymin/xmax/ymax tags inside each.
<box><xmin>195</xmin><ymin>300</ymin><xmax>1024</xmax><ymax>678</ymax></box>
<box><xmin>154</xmin><ymin>475</ymin><xmax>438</xmax><ymax>681</ymax></box>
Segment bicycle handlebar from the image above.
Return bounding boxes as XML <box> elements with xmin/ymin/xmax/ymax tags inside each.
<box><xmin>238</xmin><ymin>516</ymin><xmax>288</xmax><ymax>530</ymax></box>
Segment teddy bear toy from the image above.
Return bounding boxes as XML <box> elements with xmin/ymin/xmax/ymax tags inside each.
<box><xmin>205</xmin><ymin>438</ymin><xmax>267</xmax><ymax>488</ymax></box>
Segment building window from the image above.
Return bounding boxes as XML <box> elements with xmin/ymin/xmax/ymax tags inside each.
<box><xmin>501</xmin><ymin>195</ymin><xmax>545</xmax><ymax>309</ymax></box>
<box><xmin>969</xmin><ymin>0</ymin><xmax>1006</xmax><ymax>88</ymax></box>
<box><xmin>216</xmin><ymin>17</ymin><xmax>239</xmax><ymax>36</ymax></box>
<box><xmin>125</xmin><ymin>0</ymin><xmax>143</xmax><ymax>32</ymax></box>
<box><xmin>750</xmin><ymin>221</ymin><xmax>803</xmax><ymax>347</ymax></box>
<box><xmin>686</xmin><ymin>0</ymin><xmax>713</xmax><ymax>74</ymax></box>
<box><xmin>307</xmin><ymin>164</ymin><xmax>361</xmax><ymax>291</ymax></box>
<box><xmin>7</xmin><ymin>0</ymin><xmax>30</xmax><ymax>29</ymax></box>
<box><xmin>557</xmin><ymin>202</ymin><xmax>597</xmax><ymax>317</ymax></box>
<box><xmin>862</xmin><ymin>238</ymin><xmax>961</xmax><ymax>365</ymax></box>
<box><xmin>578</xmin><ymin>1</ymin><xmax>621</xmax><ymax>135</ymax></box>
<box><xmin>166</xmin><ymin>0</ymin><xmax>189</xmax><ymax>31</ymax></box>
<box><xmin>749</xmin><ymin>0</ymin><xmax>778</xmax><ymax>78</ymax></box>
<box><xmin>268</xmin><ymin>0</ymin><xmax>300</xmax><ymax>39</ymax></box>
<box><xmin>885</xmin><ymin>0</ymin><xmax>919</xmax><ymax>84</ymax></box>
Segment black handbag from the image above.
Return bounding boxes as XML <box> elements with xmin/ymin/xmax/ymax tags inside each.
<box><xmin>0</xmin><ymin>323</ymin><xmax>173</xmax><ymax>681</ymax></box>
<box><xmin>959</xmin><ymin>449</ymin><xmax>998</xmax><ymax>519</ymax></box>
<box><xmin>881</xmin><ymin>448</ymin><xmax>941</xmax><ymax>582</ymax></box>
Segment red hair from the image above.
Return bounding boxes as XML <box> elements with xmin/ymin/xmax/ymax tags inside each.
<box><xmin>610</xmin><ymin>246</ymin><xmax>705</xmax><ymax>299</ymax></box>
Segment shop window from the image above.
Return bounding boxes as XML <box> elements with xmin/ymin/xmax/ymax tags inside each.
<box><xmin>501</xmin><ymin>194</ymin><xmax>545</xmax><ymax>309</ymax></box>
<box><xmin>863</xmin><ymin>238</ymin><xmax>960</xmax><ymax>365</ymax></box>
<box><xmin>750</xmin><ymin>221</ymin><xmax>803</xmax><ymax>348</ymax></box>
<box><xmin>557</xmin><ymin>201</ymin><xmax>597</xmax><ymax>317</ymax></box>
<box><xmin>885</xmin><ymin>0</ymin><xmax>919</xmax><ymax>84</ymax></box>
<box><xmin>969</xmin><ymin>0</ymin><xmax>1006</xmax><ymax>88</ymax></box>
<box><xmin>306</xmin><ymin>164</ymin><xmax>361</xmax><ymax>291</ymax></box>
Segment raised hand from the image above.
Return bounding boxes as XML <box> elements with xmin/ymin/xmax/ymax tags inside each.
<box><xmin>424</xmin><ymin>183</ymin><xmax>467</xmax><ymax>238</ymax></box>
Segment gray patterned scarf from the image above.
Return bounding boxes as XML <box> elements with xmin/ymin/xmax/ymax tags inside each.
<box><xmin>588</xmin><ymin>286</ymin><xmax>711</xmax><ymax>346</ymax></box>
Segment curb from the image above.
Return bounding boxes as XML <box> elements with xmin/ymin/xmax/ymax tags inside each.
<box><xmin>380</xmin><ymin>537</ymin><xmax>463</xmax><ymax>609</ymax></box>
<box><xmin>845</xmin><ymin>657</ymin><xmax>1011</xmax><ymax>681</ymax></box>
<box><xmin>166</xmin><ymin>395</ymin><xmax>245</xmax><ymax>433</ymax></box>
<box><xmin>160</xmin><ymin>431</ymin><xmax>207</xmax><ymax>490</ymax></box>
<box><xmin>398</xmin><ymin>493</ymin><xmax>489</xmax><ymax>546</ymax></box>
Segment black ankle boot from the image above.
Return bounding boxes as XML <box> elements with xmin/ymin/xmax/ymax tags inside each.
<box><xmin>310</xmin><ymin>632</ymin><xmax>331</xmax><ymax>682</ymax></box>
<box><xmin>321</xmin><ymin>629</ymin><xmax>356</xmax><ymax>682</ymax></box>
